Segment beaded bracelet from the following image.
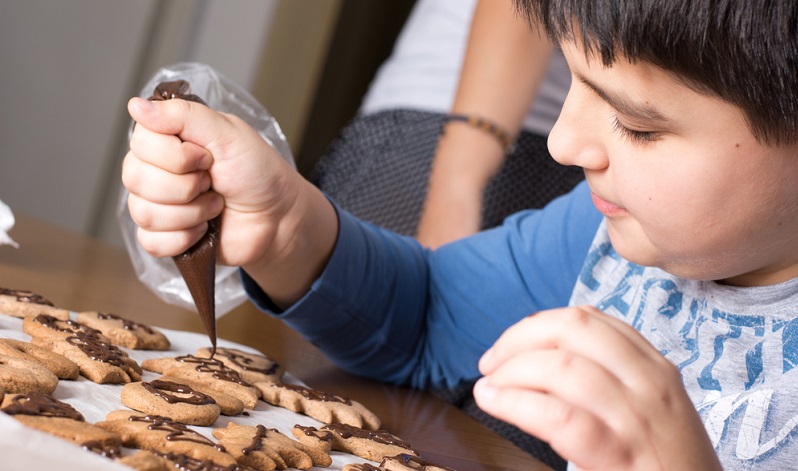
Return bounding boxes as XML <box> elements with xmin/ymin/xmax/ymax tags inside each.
<box><xmin>444</xmin><ymin>114</ymin><xmax>516</xmax><ymax>154</ymax></box>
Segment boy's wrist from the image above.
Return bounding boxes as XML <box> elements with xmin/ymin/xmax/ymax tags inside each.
<box><xmin>242</xmin><ymin>182</ymin><xmax>338</xmax><ymax>309</ymax></box>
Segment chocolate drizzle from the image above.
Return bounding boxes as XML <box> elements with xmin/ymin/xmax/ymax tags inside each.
<box><xmin>1</xmin><ymin>392</ymin><xmax>85</xmax><ymax>421</ymax></box>
<box><xmin>82</xmin><ymin>440</ymin><xmax>121</xmax><ymax>459</ymax></box>
<box><xmin>323</xmin><ymin>423</ymin><xmax>412</xmax><ymax>449</ymax></box>
<box><xmin>279</xmin><ymin>383</ymin><xmax>351</xmax><ymax>405</ymax></box>
<box><xmin>34</xmin><ymin>314</ymin><xmax>101</xmax><ymax>337</ymax></box>
<box><xmin>391</xmin><ymin>454</ymin><xmax>456</xmax><ymax>471</ymax></box>
<box><xmin>241</xmin><ymin>424</ymin><xmax>280</xmax><ymax>456</ymax></box>
<box><xmin>346</xmin><ymin>464</ymin><xmax>382</xmax><ymax>471</ymax></box>
<box><xmin>149</xmin><ymin>79</ymin><xmax>220</xmax><ymax>357</ymax></box>
<box><xmin>0</xmin><ymin>288</ymin><xmax>54</xmax><ymax>306</ymax></box>
<box><xmin>176</xmin><ymin>354</ymin><xmax>251</xmax><ymax>386</ymax></box>
<box><xmin>214</xmin><ymin>348</ymin><xmax>279</xmax><ymax>376</ymax></box>
<box><xmin>156</xmin><ymin>452</ymin><xmax>256</xmax><ymax>471</ymax></box>
<box><xmin>97</xmin><ymin>312</ymin><xmax>154</xmax><ymax>334</ymax></box>
<box><xmin>66</xmin><ymin>332</ymin><xmax>125</xmax><ymax>366</ymax></box>
<box><xmin>294</xmin><ymin>424</ymin><xmax>333</xmax><ymax>442</ymax></box>
<box><xmin>129</xmin><ymin>414</ymin><xmax>225</xmax><ymax>451</ymax></box>
<box><xmin>142</xmin><ymin>379</ymin><xmax>216</xmax><ymax>405</ymax></box>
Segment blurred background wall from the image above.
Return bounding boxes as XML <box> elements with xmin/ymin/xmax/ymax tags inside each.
<box><xmin>0</xmin><ymin>0</ymin><xmax>413</xmax><ymax>246</ymax></box>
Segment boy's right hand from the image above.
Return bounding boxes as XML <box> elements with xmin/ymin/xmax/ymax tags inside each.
<box><xmin>122</xmin><ymin>97</ymin><xmax>338</xmax><ymax>307</ymax></box>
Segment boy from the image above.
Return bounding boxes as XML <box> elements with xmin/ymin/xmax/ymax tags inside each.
<box><xmin>122</xmin><ymin>0</ymin><xmax>798</xmax><ymax>469</ymax></box>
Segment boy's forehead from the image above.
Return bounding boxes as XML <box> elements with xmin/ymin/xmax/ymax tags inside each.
<box><xmin>560</xmin><ymin>40</ymin><xmax>717</xmax><ymax>114</ymax></box>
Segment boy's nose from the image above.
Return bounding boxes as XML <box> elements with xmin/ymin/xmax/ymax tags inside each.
<box><xmin>547</xmin><ymin>94</ymin><xmax>609</xmax><ymax>172</ymax></box>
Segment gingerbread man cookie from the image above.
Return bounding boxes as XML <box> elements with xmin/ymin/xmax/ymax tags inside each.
<box><xmin>76</xmin><ymin>311</ymin><xmax>170</xmax><ymax>350</ymax></box>
<box><xmin>213</xmin><ymin>422</ymin><xmax>331</xmax><ymax>470</ymax></box>
<box><xmin>292</xmin><ymin>423</ymin><xmax>417</xmax><ymax>462</ymax></box>
<box><xmin>258</xmin><ymin>382</ymin><xmax>380</xmax><ymax>430</ymax></box>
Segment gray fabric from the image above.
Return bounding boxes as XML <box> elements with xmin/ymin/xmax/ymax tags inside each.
<box><xmin>310</xmin><ymin>109</ymin><xmax>584</xmax><ymax>237</ymax></box>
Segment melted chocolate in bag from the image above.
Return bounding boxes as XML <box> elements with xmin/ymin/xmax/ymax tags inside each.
<box><xmin>149</xmin><ymin>80</ymin><xmax>219</xmax><ymax>357</ymax></box>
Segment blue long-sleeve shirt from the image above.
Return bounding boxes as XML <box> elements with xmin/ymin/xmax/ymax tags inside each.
<box><xmin>243</xmin><ymin>180</ymin><xmax>601</xmax><ymax>391</ymax></box>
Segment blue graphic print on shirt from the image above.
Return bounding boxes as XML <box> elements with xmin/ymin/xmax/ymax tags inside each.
<box><xmin>569</xmin><ymin>223</ymin><xmax>798</xmax><ymax>469</ymax></box>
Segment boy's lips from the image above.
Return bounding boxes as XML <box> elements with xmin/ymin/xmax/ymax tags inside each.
<box><xmin>591</xmin><ymin>192</ymin><xmax>627</xmax><ymax>216</ymax></box>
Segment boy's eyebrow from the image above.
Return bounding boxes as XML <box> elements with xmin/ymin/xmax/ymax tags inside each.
<box><xmin>575</xmin><ymin>72</ymin><xmax>669</xmax><ymax>122</ymax></box>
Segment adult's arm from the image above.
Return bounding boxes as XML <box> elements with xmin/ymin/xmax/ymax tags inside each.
<box><xmin>416</xmin><ymin>0</ymin><xmax>555</xmax><ymax>248</ymax></box>
<box><xmin>244</xmin><ymin>180</ymin><xmax>601</xmax><ymax>390</ymax></box>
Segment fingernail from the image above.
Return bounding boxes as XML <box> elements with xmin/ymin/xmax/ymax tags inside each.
<box><xmin>134</xmin><ymin>97</ymin><xmax>155</xmax><ymax>112</ymax></box>
<box><xmin>474</xmin><ymin>377</ymin><xmax>497</xmax><ymax>401</ymax></box>
<box><xmin>478</xmin><ymin>347</ymin><xmax>494</xmax><ymax>372</ymax></box>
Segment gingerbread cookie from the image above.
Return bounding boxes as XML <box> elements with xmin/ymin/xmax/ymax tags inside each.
<box><xmin>142</xmin><ymin>355</ymin><xmax>259</xmax><ymax>408</ymax></box>
<box><xmin>24</xmin><ymin>314</ymin><xmax>142</xmax><ymax>384</ymax></box>
<box><xmin>196</xmin><ymin>347</ymin><xmax>284</xmax><ymax>384</ymax></box>
<box><xmin>258</xmin><ymin>382</ymin><xmax>380</xmax><ymax>430</ymax></box>
<box><xmin>97</xmin><ymin>410</ymin><xmax>237</xmax><ymax>466</ymax></box>
<box><xmin>82</xmin><ymin>439</ymin><xmax>122</xmax><ymax>459</ymax></box>
<box><xmin>0</xmin><ymin>338</ymin><xmax>79</xmax><ymax>379</ymax></box>
<box><xmin>76</xmin><ymin>311</ymin><xmax>170</xmax><ymax>350</ymax></box>
<box><xmin>292</xmin><ymin>423</ymin><xmax>417</xmax><ymax>462</ymax></box>
<box><xmin>212</xmin><ymin>422</ymin><xmax>331</xmax><ymax>471</ymax></box>
<box><xmin>1</xmin><ymin>392</ymin><xmax>122</xmax><ymax>452</ymax></box>
<box><xmin>0</xmin><ymin>354</ymin><xmax>59</xmax><ymax>394</ymax></box>
<box><xmin>117</xmin><ymin>450</ymin><xmax>173</xmax><ymax>471</ymax></box>
<box><xmin>344</xmin><ymin>454</ymin><xmax>457</xmax><ymax>471</ymax></box>
<box><xmin>0</xmin><ymin>287</ymin><xmax>69</xmax><ymax>320</ymax></box>
<box><xmin>121</xmin><ymin>380</ymin><xmax>221</xmax><ymax>426</ymax></box>
<box><xmin>158</xmin><ymin>372</ymin><xmax>245</xmax><ymax>416</ymax></box>
<box><xmin>23</xmin><ymin>313</ymin><xmax>110</xmax><ymax>347</ymax></box>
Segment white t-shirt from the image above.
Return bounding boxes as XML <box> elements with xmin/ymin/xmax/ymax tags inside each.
<box><xmin>360</xmin><ymin>0</ymin><xmax>570</xmax><ymax>136</ymax></box>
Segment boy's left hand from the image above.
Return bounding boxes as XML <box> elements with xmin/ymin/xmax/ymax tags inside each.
<box><xmin>474</xmin><ymin>305</ymin><xmax>721</xmax><ymax>471</ymax></box>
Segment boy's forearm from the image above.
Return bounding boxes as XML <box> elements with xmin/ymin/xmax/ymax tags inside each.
<box><xmin>241</xmin><ymin>182</ymin><xmax>339</xmax><ymax>309</ymax></box>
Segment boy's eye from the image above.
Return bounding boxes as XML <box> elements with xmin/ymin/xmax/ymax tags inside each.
<box><xmin>611</xmin><ymin>115</ymin><xmax>660</xmax><ymax>144</ymax></box>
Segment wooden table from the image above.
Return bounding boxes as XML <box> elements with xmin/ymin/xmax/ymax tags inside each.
<box><xmin>0</xmin><ymin>214</ymin><xmax>552</xmax><ymax>471</ymax></box>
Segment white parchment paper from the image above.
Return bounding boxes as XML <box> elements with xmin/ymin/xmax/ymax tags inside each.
<box><xmin>0</xmin><ymin>314</ymin><xmax>370</xmax><ymax>470</ymax></box>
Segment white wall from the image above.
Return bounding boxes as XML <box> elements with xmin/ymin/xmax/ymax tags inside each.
<box><xmin>0</xmin><ymin>0</ymin><xmax>280</xmax><ymax>246</ymax></box>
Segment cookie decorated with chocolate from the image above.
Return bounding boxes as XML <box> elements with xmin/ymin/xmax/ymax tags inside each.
<box><xmin>258</xmin><ymin>382</ymin><xmax>380</xmax><ymax>430</ymax></box>
<box><xmin>212</xmin><ymin>422</ymin><xmax>331</xmax><ymax>470</ymax></box>
<box><xmin>23</xmin><ymin>313</ymin><xmax>110</xmax><ymax>347</ymax></box>
<box><xmin>121</xmin><ymin>380</ymin><xmax>221</xmax><ymax>426</ymax></box>
<box><xmin>1</xmin><ymin>392</ymin><xmax>122</xmax><ymax>452</ymax></box>
<box><xmin>76</xmin><ymin>311</ymin><xmax>170</xmax><ymax>350</ymax></box>
<box><xmin>344</xmin><ymin>453</ymin><xmax>457</xmax><ymax>471</ymax></box>
<box><xmin>0</xmin><ymin>338</ymin><xmax>79</xmax><ymax>379</ymax></box>
<box><xmin>142</xmin><ymin>355</ymin><xmax>259</xmax><ymax>408</ymax></box>
<box><xmin>0</xmin><ymin>287</ymin><xmax>70</xmax><ymax>320</ymax></box>
<box><xmin>97</xmin><ymin>410</ymin><xmax>237</xmax><ymax>466</ymax></box>
<box><xmin>196</xmin><ymin>347</ymin><xmax>283</xmax><ymax>384</ymax></box>
<box><xmin>0</xmin><ymin>354</ymin><xmax>59</xmax><ymax>394</ymax></box>
<box><xmin>158</xmin><ymin>373</ymin><xmax>245</xmax><ymax>416</ymax></box>
<box><xmin>23</xmin><ymin>314</ymin><xmax>142</xmax><ymax>384</ymax></box>
<box><xmin>292</xmin><ymin>423</ymin><xmax>417</xmax><ymax>462</ymax></box>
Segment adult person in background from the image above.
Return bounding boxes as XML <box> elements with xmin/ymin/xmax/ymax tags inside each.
<box><xmin>310</xmin><ymin>0</ymin><xmax>582</xmax><ymax>250</ymax></box>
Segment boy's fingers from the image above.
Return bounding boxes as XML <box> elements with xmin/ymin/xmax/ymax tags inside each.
<box><xmin>136</xmin><ymin>223</ymin><xmax>208</xmax><ymax>258</ymax></box>
<box><xmin>122</xmin><ymin>152</ymin><xmax>211</xmax><ymax>205</ymax></box>
<box><xmin>128</xmin><ymin>96</ymin><xmax>237</xmax><ymax>151</ymax></box>
<box><xmin>479</xmin><ymin>306</ymin><xmax>661</xmax><ymax>382</ymax></box>
<box><xmin>482</xmin><ymin>349</ymin><xmax>629</xmax><ymax>419</ymax></box>
<box><xmin>127</xmin><ymin>191</ymin><xmax>223</xmax><ymax>232</ymax></box>
<box><xmin>473</xmin><ymin>379</ymin><xmax>624</xmax><ymax>469</ymax></box>
<box><xmin>129</xmin><ymin>123</ymin><xmax>212</xmax><ymax>174</ymax></box>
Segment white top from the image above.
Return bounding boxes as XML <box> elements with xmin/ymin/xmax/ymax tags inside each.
<box><xmin>360</xmin><ymin>0</ymin><xmax>571</xmax><ymax>136</ymax></box>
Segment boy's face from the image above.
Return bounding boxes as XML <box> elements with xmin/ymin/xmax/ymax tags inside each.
<box><xmin>550</xmin><ymin>41</ymin><xmax>798</xmax><ymax>287</ymax></box>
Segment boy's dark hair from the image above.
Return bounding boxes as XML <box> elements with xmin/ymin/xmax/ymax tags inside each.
<box><xmin>516</xmin><ymin>0</ymin><xmax>798</xmax><ymax>146</ymax></box>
